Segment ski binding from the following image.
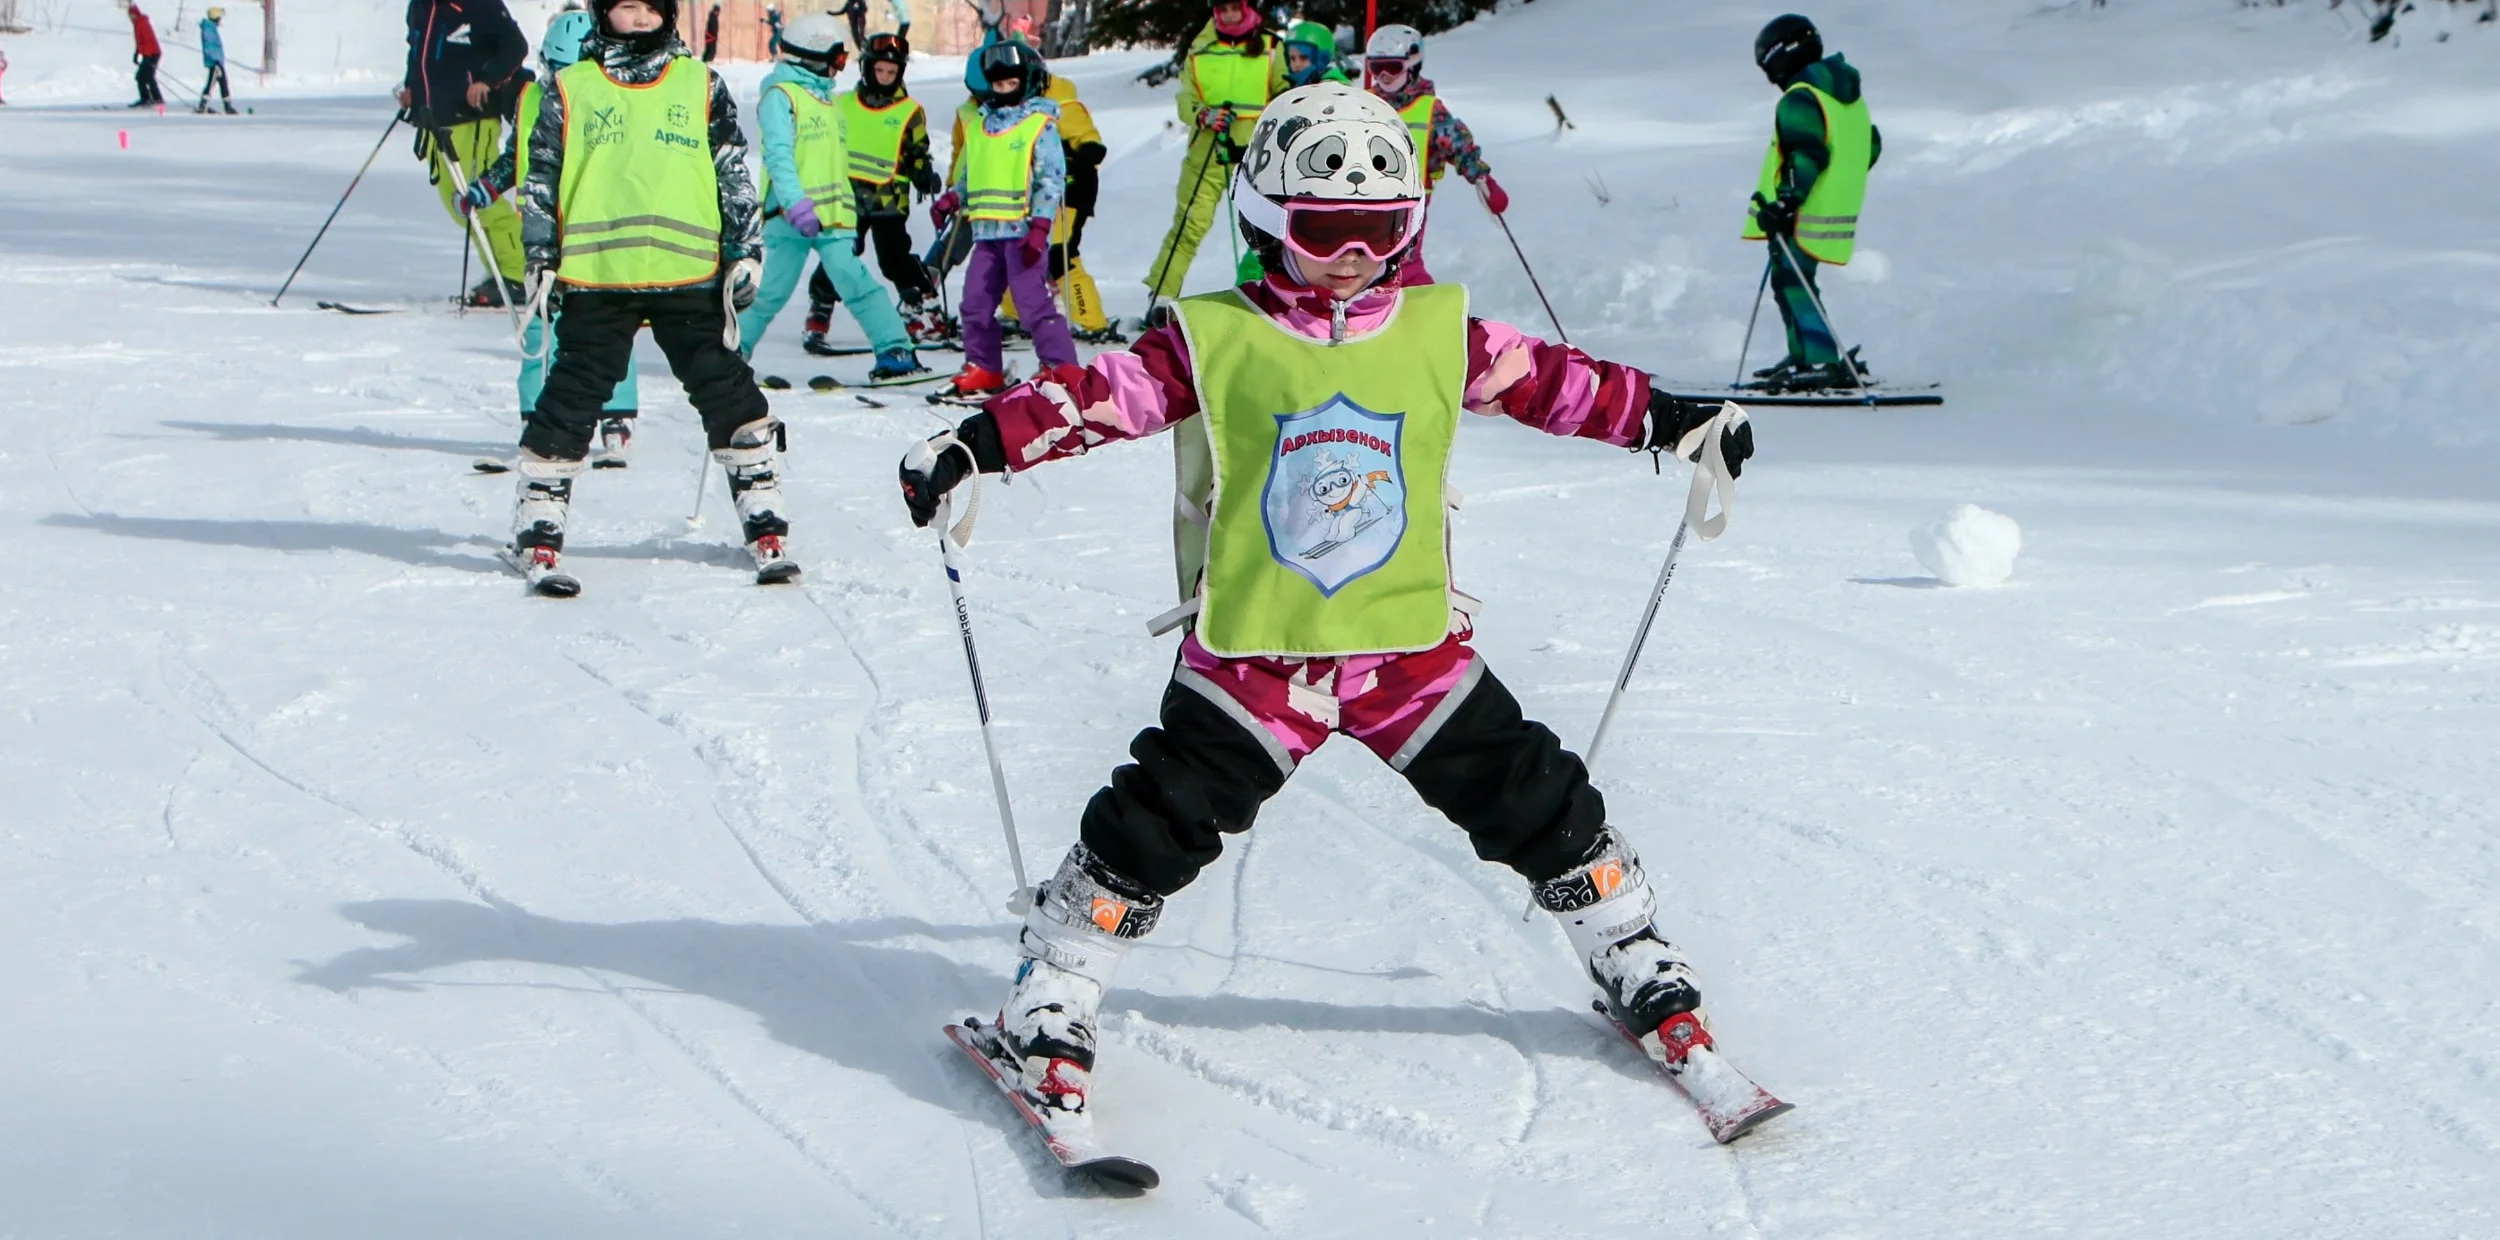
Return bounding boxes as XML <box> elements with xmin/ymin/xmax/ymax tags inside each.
<box><xmin>944</xmin><ymin>1019</ymin><xmax>1159</xmax><ymax>1192</ymax></box>
<box><xmin>1596</xmin><ymin>1002</ymin><xmax>1793</xmax><ymax>1144</ymax></box>
<box><xmin>498</xmin><ymin>543</ymin><xmax>580</xmax><ymax>598</ymax></box>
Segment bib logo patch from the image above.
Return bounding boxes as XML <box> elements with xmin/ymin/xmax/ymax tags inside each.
<box><xmin>1261</xmin><ymin>395</ymin><xmax>1406</xmax><ymax>596</ymax></box>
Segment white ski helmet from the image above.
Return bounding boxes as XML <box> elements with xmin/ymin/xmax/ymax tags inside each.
<box><xmin>778</xmin><ymin>13</ymin><xmax>846</xmax><ymax>65</ymax></box>
<box><xmin>1364</xmin><ymin>23</ymin><xmax>1423</xmax><ymax>77</ymax></box>
<box><xmin>1237</xmin><ymin>81</ymin><xmax>1424</xmax><ymax>206</ymax></box>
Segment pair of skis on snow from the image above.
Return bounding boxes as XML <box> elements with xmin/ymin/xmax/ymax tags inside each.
<box><xmin>942</xmin><ymin>1007</ymin><xmax>1790</xmax><ymax>1193</ymax></box>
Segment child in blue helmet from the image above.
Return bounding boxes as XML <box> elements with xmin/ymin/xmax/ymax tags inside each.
<box><xmin>463</xmin><ymin>7</ymin><xmax>641</xmax><ymax>469</ymax></box>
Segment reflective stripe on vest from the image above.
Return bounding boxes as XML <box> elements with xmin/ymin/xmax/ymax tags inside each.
<box><xmin>759</xmin><ymin>80</ymin><xmax>857</xmax><ymax>230</ymax></box>
<box><xmin>1178</xmin><ymin>284</ymin><xmax>1468</xmax><ymax>658</ymax></box>
<box><xmin>1741</xmin><ymin>81</ymin><xmax>1873</xmax><ymax>265</ymax></box>
<box><xmin>1397</xmin><ymin>93</ymin><xmax>1446</xmax><ymax>184</ymax></box>
<box><xmin>839</xmin><ymin>91</ymin><xmax>919</xmax><ymax>186</ymax></box>
<box><xmin>515</xmin><ymin>81</ymin><xmax>542</xmax><ymax>189</ymax></box>
<box><xmin>1190</xmin><ymin>42</ymin><xmax>1273</xmax><ymax>147</ymax></box>
<box><xmin>962</xmin><ymin>111</ymin><xmax>1050</xmax><ymax>223</ymax></box>
<box><xmin>555</xmin><ymin>57</ymin><xmax>723</xmax><ymax>288</ymax></box>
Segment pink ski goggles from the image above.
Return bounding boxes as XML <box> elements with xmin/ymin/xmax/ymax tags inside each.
<box><xmin>1234</xmin><ymin>189</ymin><xmax>1424</xmax><ymax>264</ymax></box>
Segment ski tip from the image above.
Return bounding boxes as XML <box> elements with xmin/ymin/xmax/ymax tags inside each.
<box><xmin>532</xmin><ymin>575</ymin><xmax>582</xmax><ymax>599</ymax></box>
<box><xmin>1711</xmin><ymin>1098</ymin><xmax>1795</xmax><ymax>1145</ymax></box>
<box><xmin>1075</xmin><ymin>1155</ymin><xmax>1160</xmax><ymax>1193</ymax></box>
<box><xmin>756</xmin><ymin>564</ymin><xmax>802</xmax><ymax>586</ymax></box>
<box><xmin>590</xmin><ymin>458</ymin><xmax>628</xmax><ymax>470</ymax></box>
<box><xmin>472</xmin><ymin>459</ymin><xmax>511</xmax><ymax>474</ymax></box>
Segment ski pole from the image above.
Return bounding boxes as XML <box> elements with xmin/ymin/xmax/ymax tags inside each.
<box><xmin>1480</xmin><ymin>181</ymin><xmax>1569</xmax><ymax>344</ymax></box>
<box><xmin>685</xmin><ymin>446</ymin><xmax>711</xmax><ymax>528</ymax></box>
<box><xmin>429</xmin><ymin>128</ymin><xmax>524</xmax><ymax>336</ymax></box>
<box><xmin>271</xmin><ymin>112</ymin><xmax>400</xmax><ymax>307</ymax></box>
<box><xmin>1523</xmin><ymin>405</ymin><xmax>1745</xmax><ymax>921</ymax></box>
<box><xmin>1769</xmin><ymin>231</ymin><xmax>1873</xmax><ymax>404</ymax></box>
<box><xmin>928</xmin><ymin>479</ymin><xmax>1034</xmax><ymax>915</ymax></box>
<box><xmin>1731</xmin><ymin>261</ymin><xmax>1772</xmax><ymax>388</ymax></box>
<box><xmin>457</xmin><ymin>222</ymin><xmax>473</xmax><ymax>317</ymax></box>
<box><xmin>1143</xmin><ymin>133</ymin><xmax>1223</xmax><ymax>325</ymax></box>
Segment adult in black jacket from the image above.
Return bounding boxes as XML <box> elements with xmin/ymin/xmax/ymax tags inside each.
<box><xmin>395</xmin><ymin>0</ymin><xmax>530</xmax><ymax>297</ymax></box>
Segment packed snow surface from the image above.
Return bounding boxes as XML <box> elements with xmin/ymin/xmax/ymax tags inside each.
<box><xmin>4</xmin><ymin>0</ymin><xmax>2498</xmax><ymax>1236</ymax></box>
<box><xmin>1910</xmin><ymin>503</ymin><xmax>2022</xmax><ymax>587</ymax></box>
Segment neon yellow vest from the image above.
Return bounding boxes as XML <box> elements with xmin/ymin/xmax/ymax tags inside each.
<box><xmin>515</xmin><ymin>80</ymin><xmax>543</xmax><ymax>189</ymax></box>
<box><xmin>1190</xmin><ymin>41</ymin><xmax>1273</xmax><ymax>147</ymax></box>
<box><xmin>1397</xmin><ymin>94</ymin><xmax>1447</xmax><ymax>184</ymax></box>
<box><xmin>555</xmin><ymin>58</ymin><xmax>723</xmax><ymax>289</ymax></box>
<box><xmin>1177</xmin><ymin>284</ymin><xmax>1467</xmax><ymax>658</ymax></box>
<box><xmin>840</xmin><ymin>91</ymin><xmax>920</xmax><ymax>185</ymax></box>
<box><xmin>759</xmin><ymin>80</ymin><xmax>857</xmax><ymax>230</ymax></box>
<box><xmin>962</xmin><ymin>111</ymin><xmax>1050</xmax><ymax>224</ymax></box>
<box><xmin>1742</xmin><ymin>82</ymin><xmax>1871</xmax><ymax>265</ymax></box>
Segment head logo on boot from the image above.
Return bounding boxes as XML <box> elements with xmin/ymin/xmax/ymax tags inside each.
<box><xmin>1090</xmin><ymin>897</ymin><xmax>1129</xmax><ymax>934</ymax></box>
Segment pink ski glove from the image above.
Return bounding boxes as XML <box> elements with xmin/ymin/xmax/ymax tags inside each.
<box><xmin>1480</xmin><ymin>175</ymin><xmax>1510</xmax><ymax>216</ymax></box>
<box><xmin>930</xmin><ymin>189</ymin><xmax>960</xmax><ymax>231</ymax></box>
<box><xmin>1018</xmin><ymin>217</ymin><xmax>1051</xmax><ymax>267</ymax></box>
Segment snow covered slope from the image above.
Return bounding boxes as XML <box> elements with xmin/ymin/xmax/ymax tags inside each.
<box><xmin>1</xmin><ymin>1</ymin><xmax>2496</xmax><ymax>1236</ymax></box>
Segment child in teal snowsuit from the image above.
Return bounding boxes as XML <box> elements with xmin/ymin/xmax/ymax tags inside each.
<box><xmin>735</xmin><ymin>23</ymin><xmax>922</xmax><ymax>381</ymax></box>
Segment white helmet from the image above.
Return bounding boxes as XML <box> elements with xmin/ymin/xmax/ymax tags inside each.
<box><xmin>1237</xmin><ymin>81</ymin><xmax>1424</xmax><ymax>205</ymax></box>
<box><xmin>778</xmin><ymin>13</ymin><xmax>846</xmax><ymax>64</ymax></box>
<box><xmin>1364</xmin><ymin>23</ymin><xmax>1423</xmax><ymax>75</ymax></box>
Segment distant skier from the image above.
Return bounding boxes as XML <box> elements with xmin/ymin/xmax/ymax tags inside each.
<box><xmin>1281</xmin><ymin>19</ymin><xmax>1347</xmax><ymax>86</ymax></box>
<box><xmin>462</xmin><ymin>7</ymin><xmax>639</xmax><ymax>467</ymax></box>
<box><xmin>1360</xmin><ymin>24</ymin><xmax>1507</xmax><ymax>287</ymax></box>
<box><xmin>929</xmin><ymin>39</ymin><xmax>1076</xmax><ymax>401</ymax></box>
<box><xmin>1143</xmin><ymin>0</ymin><xmax>1285</xmax><ymax>314</ymax></box>
<box><xmin>736</xmin><ymin>14</ymin><xmax>926</xmax><ymax>384</ymax></box>
<box><xmin>897</xmin><ymin>83</ymin><xmax>1766</xmax><ymax>1150</ymax></box>
<box><xmin>123</xmin><ymin>0</ymin><xmax>164</xmax><ymax>108</ymax></box>
<box><xmin>1742</xmin><ymin>14</ymin><xmax>1881</xmax><ymax>393</ymax></box>
<box><xmin>396</xmin><ymin>0</ymin><xmax>532</xmax><ymax>306</ymax></box>
<box><xmin>833</xmin><ymin>31</ymin><xmax>948</xmax><ymax>348</ymax></box>
<box><xmin>196</xmin><ymin>6</ymin><xmax>236</xmax><ymax>115</ymax></box>
<box><xmin>507</xmin><ymin>0</ymin><xmax>787</xmax><ymax>594</ymax></box>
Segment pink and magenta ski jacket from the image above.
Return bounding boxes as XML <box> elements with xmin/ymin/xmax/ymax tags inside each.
<box><xmin>982</xmin><ymin>275</ymin><xmax>1653</xmax><ymax>471</ymax></box>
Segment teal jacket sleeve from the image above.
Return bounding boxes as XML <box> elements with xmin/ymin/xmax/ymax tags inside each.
<box><xmin>757</xmin><ymin>84</ymin><xmax>806</xmax><ymax>215</ymax></box>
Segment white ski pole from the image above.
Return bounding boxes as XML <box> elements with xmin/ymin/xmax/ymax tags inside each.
<box><xmin>1769</xmin><ymin>231</ymin><xmax>1872</xmax><ymax>403</ymax></box>
<box><xmin>1732</xmin><ymin>262</ymin><xmax>1773</xmax><ymax>388</ymax></box>
<box><xmin>928</xmin><ymin>476</ymin><xmax>1034</xmax><ymax>915</ymax></box>
<box><xmin>685</xmin><ymin>447</ymin><xmax>711</xmax><ymax>528</ymax></box>
<box><xmin>1523</xmin><ymin>405</ymin><xmax>1745</xmax><ymax>921</ymax></box>
<box><xmin>429</xmin><ymin>128</ymin><xmax>525</xmax><ymax>336</ymax></box>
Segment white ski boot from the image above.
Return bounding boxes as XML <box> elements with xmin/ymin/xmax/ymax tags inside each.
<box><xmin>1534</xmin><ymin>832</ymin><xmax>1711</xmax><ymax>1067</ymax></box>
<box><xmin>501</xmin><ymin>450</ymin><xmax>584</xmax><ymax>597</ymax></box>
<box><xmin>712</xmin><ymin>417</ymin><xmax>800</xmax><ymax>584</ymax></box>
<box><xmin>589</xmin><ymin>416</ymin><xmax>633</xmax><ymax>469</ymax></box>
<box><xmin>993</xmin><ymin>845</ymin><xmax>1161</xmax><ymax>1117</ymax></box>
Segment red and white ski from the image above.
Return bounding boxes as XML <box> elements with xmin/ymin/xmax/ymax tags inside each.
<box><xmin>1597</xmin><ymin>1003</ymin><xmax>1794</xmax><ymax>1144</ymax></box>
<box><xmin>944</xmin><ymin>1019</ymin><xmax>1160</xmax><ymax>1191</ymax></box>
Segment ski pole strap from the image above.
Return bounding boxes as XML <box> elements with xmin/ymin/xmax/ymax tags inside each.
<box><xmin>1672</xmin><ymin>403</ymin><xmax>1745</xmax><ymax>541</ymax></box>
<box><xmin>917</xmin><ymin>429</ymin><xmax>984</xmax><ymax>549</ymax></box>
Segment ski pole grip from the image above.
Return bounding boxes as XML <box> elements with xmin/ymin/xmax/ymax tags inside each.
<box><xmin>1677</xmin><ymin>403</ymin><xmax>1744</xmax><ymax>541</ymax></box>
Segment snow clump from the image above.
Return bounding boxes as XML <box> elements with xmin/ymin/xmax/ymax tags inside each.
<box><xmin>1911</xmin><ymin>505</ymin><xmax>2022</xmax><ymax>587</ymax></box>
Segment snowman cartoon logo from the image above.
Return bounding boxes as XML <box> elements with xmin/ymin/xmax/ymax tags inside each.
<box><xmin>1260</xmin><ymin>395</ymin><xmax>1407</xmax><ymax>596</ymax></box>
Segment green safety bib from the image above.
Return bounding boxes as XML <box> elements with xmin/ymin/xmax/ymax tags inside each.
<box><xmin>1397</xmin><ymin>94</ymin><xmax>1446</xmax><ymax>184</ymax></box>
<box><xmin>1190</xmin><ymin>43</ymin><xmax>1273</xmax><ymax>147</ymax></box>
<box><xmin>1742</xmin><ymin>81</ymin><xmax>1871</xmax><ymax>265</ymax></box>
<box><xmin>1177</xmin><ymin>284</ymin><xmax>1468</xmax><ymax>658</ymax></box>
<box><xmin>962</xmin><ymin>111</ymin><xmax>1050</xmax><ymax>223</ymax></box>
<box><xmin>840</xmin><ymin>91</ymin><xmax>920</xmax><ymax>186</ymax></box>
<box><xmin>760</xmin><ymin>80</ymin><xmax>857</xmax><ymax>230</ymax></box>
<box><xmin>555</xmin><ymin>57</ymin><xmax>723</xmax><ymax>288</ymax></box>
<box><xmin>515</xmin><ymin>80</ymin><xmax>542</xmax><ymax>189</ymax></box>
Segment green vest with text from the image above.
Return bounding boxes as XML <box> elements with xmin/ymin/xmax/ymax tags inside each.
<box><xmin>962</xmin><ymin>111</ymin><xmax>1050</xmax><ymax>224</ymax></box>
<box><xmin>1190</xmin><ymin>41</ymin><xmax>1274</xmax><ymax>147</ymax></box>
<box><xmin>1178</xmin><ymin>284</ymin><xmax>1467</xmax><ymax>658</ymax></box>
<box><xmin>841</xmin><ymin>91</ymin><xmax>921</xmax><ymax>186</ymax></box>
<box><xmin>760</xmin><ymin>80</ymin><xmax>858</xmax><ymax>230</ymax></box>
<box><xmin>515</xmin><ymin>80</ymin><xmax>543</xmax><ymax>189</ymax></box>
<box><xmin>1742</xmin><ymin>81</ymin><xmax>1870</xmax><ymax>265</ymax></box>
<box><xmin>555</xmin><ymin>57</ymin><xmax>723</xmax><ymax>288</ymax></box>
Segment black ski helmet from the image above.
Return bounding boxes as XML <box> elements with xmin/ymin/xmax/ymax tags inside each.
<box><xmin>1754</xmin><ymin>14</ymin><xmax>1822</xmax><ymax>86</ymax></box>
<box><xmin>592</xmin><ymin>0</ymin><xmax>680</xmax><ymax>37</ymax></box>
<box><xmin>978</xmin><ymin>39</ymin><xmax>1045</xmax><ymax>107</ymax></box>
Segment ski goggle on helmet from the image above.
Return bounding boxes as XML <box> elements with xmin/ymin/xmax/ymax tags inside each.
<box><xmin>1233</xmin><ymin>83</ymin><xmax>1428</xmax><ymax>264</ymax></box>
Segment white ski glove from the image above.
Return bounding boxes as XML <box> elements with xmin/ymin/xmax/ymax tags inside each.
<box><xmin>727</xmin><ymin>256</ymin><xmax>763</xmax><ymax>312</ymax></box>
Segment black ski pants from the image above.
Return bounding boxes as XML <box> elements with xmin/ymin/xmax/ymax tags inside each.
<box><xmin>134</xmin><ymin>54</ymin><xmax>163</xmax><ymax>105</ymax></box>
<box><xmin>524</xmin><ymin>287</ymin><xmax>767</xmax><ymax>462</ymax></box>
<box><xmin>1079</xmin><ymin>660</ymin><xmax>1609</xmax><ymax>898</ymax></box>
<box><xmin>806</xmin><ymin>215</ymin><xmax>936</xmax><ymax>317</ymax></box>
<box><xmin>201</xmin><ymin>63</ymin><xmax>231</xmax><ymax>104</ymax></box>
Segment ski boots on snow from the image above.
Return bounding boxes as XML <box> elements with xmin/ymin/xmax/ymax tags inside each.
<box><xmin>502</xmin><ymin>451</ymin><xmax>583</xmax><ymax>597</ymax></box>
<box><xmin>713</xmin><ymin>418</ymin><xmax>801</xmax><ymax>585</ymax></box>
<box><xmin>1532</xmin><ymin>832</ymin><xmax>1710</xmax><ymax>1065</ymax></box>
<box><xmin>868</xmin><ymin>348</ymin><xmax>932</xmax><ymax>385</ymax></box>
<box><xmin>461</xmin><ymin>275</ymin><xmax>525</xmax><ymax>309</ymax></box>
<box><xmin>589</xmin><ymin>416</ymin><xmax>633</xmax><ymax>469</ymax></box>
<box><xmin>903</xmin><ymin>299</ymin><xmax>960</xmax><ymax>347</ymax></box>
<box><xmin>991</xmin><ymin>846</ymin><xmax>1161</xmax><ymax>1115</ymax></box>
<box><xmin>1072</xmin><ymin>323</ymin><xmax>1130</xmax><ymax>346</ymax></box>
<box><xmin>932</xmin><ymin>364</ymin><xmax>1008</xmax><ymax>406</ymax></box>
<box><xmin>801</xmin><ymin>308</ymin><xmax>837</xmax><ymax>356</ymax></box>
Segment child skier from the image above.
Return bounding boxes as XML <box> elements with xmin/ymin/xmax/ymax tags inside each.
<box><xmin>1361</xmin><ymin>24</ymin><xmax>1508</xmax><ymax>287</ymax></box>
<box><xmin>928</xmin><ymin>39</ymin><xmax>1075</xmax><ymax>401</ymax></box>
<box><xmin>1281</xmin><ymin>19</ymin><xmax>1346</xmax><ymax>86</ymax></box>
<box><xmin>462</xmin><ymin>7</ymin><xmax>638</xmax><ymax>468</ymax></box>
<box><xmin>196</xmin><ymin>7</ymin><xmax>236</xmax><ymax>114</ymax></box>
<box><xmin>836</xmin><ymin>31</ymin><xmax>948</xmax><ymax>347</ymax></box>
<box><xmin>508</xmin><ymin>0</ymin><xmax>787</xmax><ymax>595</ymax></box>
<box><xmin>735</xmin><ymin>15</ymin><xmax>926</xmax><ymax>384</ymax></box>
<box><xmin>897</xmin><ymin>83</ymin><xmax>1763</xmax><ymax>1145</ymax></box>
<box><xmin>123</xmin><ymin>1</ymin><xmax>163</xmax><ymax>108</ymax></box>
<box><xmin>1144</xmin><ymin>0</ymin><xmax>1286</xmax><ymax>312</ymax></box>
<box><xmin>1742</xmin><ymin>14</ymin><xmax>1881</xmax><ymax>393</ymax></box>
